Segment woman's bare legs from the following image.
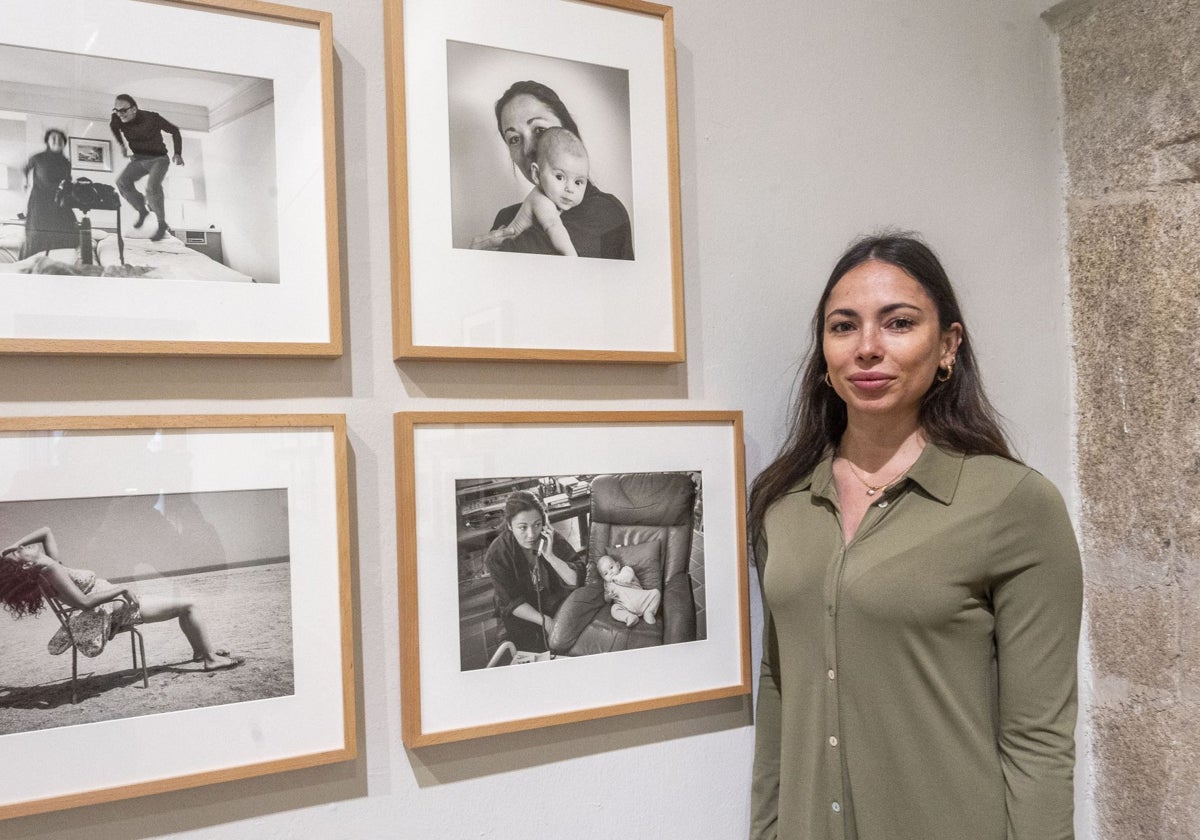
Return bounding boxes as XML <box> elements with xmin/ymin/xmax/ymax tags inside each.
<box><xmin>136</xmin><ymin>593</ymin><xmax>237</xmax><ymax>669</ymax></box>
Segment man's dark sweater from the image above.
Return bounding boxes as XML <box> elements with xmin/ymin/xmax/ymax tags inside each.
<box><xmin>110</xmin><ymin>110</ymin><xmax>182</xmax><ymax>158</ymax></box>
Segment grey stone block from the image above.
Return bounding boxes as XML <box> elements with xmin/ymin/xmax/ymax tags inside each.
<box><xmin>1057</xmin><ymin>0</ymin><xmax>1200</xmax><ymax>196</ymax></box>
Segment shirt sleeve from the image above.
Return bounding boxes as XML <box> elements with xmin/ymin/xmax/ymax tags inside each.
<box><xmin>990</xmin><ymin>471</ymin><xmax>1083</xmax><ymax>840</ymax></box>
<box><xmin>484</xmin><ymin>535</ymin><xmax>527</xmax><ymax>618</ymax></box>
<box><xmin>549</xmin><ymin>532</ymin><xmax>586</xmax><ymax>586</ymax></box>
<box><xmin>109</xmin><ymin>115</ymin><xmax>124</xmax><ymax>146</ymax></box>
<box><xmin>749</xmin><ymin>537</ymin><xmax>781</xmax><ymax>840</ymax></box>
<box><xmin>155</xmin><ymin>113</ymin><xmax>183</xmax><ymax>156</ymax></box>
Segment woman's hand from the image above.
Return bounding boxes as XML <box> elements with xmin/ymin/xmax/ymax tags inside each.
<box><xmin>123</xmin><ymin>588</ymin><xmax>141</xmax><ymax>612</ymax></box>
<box><xmin>469</xmin><ymin>229</ymin><xmax>510</xmax><ymax>250</ymax></box>
<box><xmin>538</xmin><ymin>527</ymin><xmax>581</xmax><ymax>587</ymax></box>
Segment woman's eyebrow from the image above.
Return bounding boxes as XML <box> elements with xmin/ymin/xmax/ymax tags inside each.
<box><xmin>827</xmin><ymin>302</ymin><xmax>923</xmax><ymax>319</ymax></box>
<box><xmin>878</xmin><ymin>302</ymin><xmax>924</xmax><ymax>315</ymax></box>
<box><xmin>503</xmin><ymin>117</ymin><xmax>545</xmax><ymax>134</ymax></box>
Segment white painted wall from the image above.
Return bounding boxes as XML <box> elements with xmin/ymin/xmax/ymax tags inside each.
<box><xmin>1</xmin><ymin>0</ymin><xmax>1070</xmax><ymax>837</ymax></box>
<box><xmin>199</xmin><ymin>103</ymin><xmax>280</xmax><ymax>283</ymax></box>
<box><xmin>0</xmin><ymin>116</ymin><xmax>27</xmax><ymax>218</ymax></box>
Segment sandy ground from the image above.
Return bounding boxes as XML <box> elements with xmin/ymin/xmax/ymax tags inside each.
<box><xmin>0</xmin><ymin>563</ymin><xmax>294</xmax><ymax>736</ymax></box>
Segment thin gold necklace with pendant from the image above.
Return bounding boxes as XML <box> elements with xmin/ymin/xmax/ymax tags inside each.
<box><xmin>840</xmin><ymin>454</ymin><xmax>915</xmax><ymax>497</ymax></box>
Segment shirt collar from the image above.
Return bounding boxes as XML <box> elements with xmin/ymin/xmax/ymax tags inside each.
<box><xmin>903</xmin><ymin>442</ymin><xmax>963</xmax><ymax>504</ymax></box>
<box><xmin>807</xmin><ymin>441</ymin><xmax>963</xmax><ymax>506</ymax></box>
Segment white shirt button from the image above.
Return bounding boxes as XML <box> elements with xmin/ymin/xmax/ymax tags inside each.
<box><xmin>832</xmin><ymin>802</ymin><xmax>841</xmax><ymax>813</ymax></box>
<box><xmin>877</xmin><ymin>500</ymin><xmax>889</xmax><ymax>508</ymax></box>
<box><xmin>827</xmin><ymin>669</ymin><xmax>836</xmax><ymax>680</ymax></box>
<box><xmin>829</xmin><ymin>736</ymin><xmax>838</xmax><ymax>746</ymax></box>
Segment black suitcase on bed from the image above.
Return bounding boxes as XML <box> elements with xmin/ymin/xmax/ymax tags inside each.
<box><xmin>55</xmin><ymin>177</ymin><xmax>125</xmax><ymax>266</ymax></box>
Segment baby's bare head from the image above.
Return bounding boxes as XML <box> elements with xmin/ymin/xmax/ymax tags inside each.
<box><xmin>597</xmin><ymin>555</ymin><xmax>620</xmax><ymax>579</ymax></box>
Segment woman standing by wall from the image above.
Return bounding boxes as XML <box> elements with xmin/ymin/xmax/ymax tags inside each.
<box><xmin>748</xmin><ymin>234</ymin><xmax>1082</xmax><ymax>839</ymax></box>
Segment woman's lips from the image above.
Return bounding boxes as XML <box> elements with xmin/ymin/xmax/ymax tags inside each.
<box><xmin>847</xmin><ymin>374</ymin><xmax>893</xmax><ymax>391</ymax></box>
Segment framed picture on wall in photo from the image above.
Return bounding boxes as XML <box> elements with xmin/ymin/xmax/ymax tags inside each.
<box><xmin>0</xmin><ymin>415</ymin><xmax>355</xmax><ymax>820</ymax></box>
<box><xmin>0</xmin><ymin>0</ymin><xmax>342</xmax><ymax>357</ymax></box>
<box><xmin>396</xmin><ymin>411</ymin><xmax>750</xmax><ymax>746</ymax></box>
<box><xmin>67</xmin><ymin>137</ymin><xmax>113</xmax><ymax>172</ymax></box>
<box><xmin>385</xmin><ymin>0</ymin><xmax>686</xmax><ymax>363</ymax></box>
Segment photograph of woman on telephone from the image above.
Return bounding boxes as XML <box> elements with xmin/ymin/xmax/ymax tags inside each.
<box><xmin>483</xmin><ymin>491</ymin><xmax>584</xmax><ymax>655</ymax></box>
<box><xmin>455</xmin><ymin>472</ymin><xmax>705</xmax><ymax>671</ymax></box>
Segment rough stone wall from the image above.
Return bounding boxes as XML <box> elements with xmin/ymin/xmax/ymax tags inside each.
<box><xmin>1052</xmin><ymin>0</ymin><xmax>1200</xmax><ymax>836</ymax></box>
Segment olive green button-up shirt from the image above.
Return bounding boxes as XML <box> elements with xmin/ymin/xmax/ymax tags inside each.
<box><xmin>750</xmin><ymin>444</ymin><xmax>1082</xmax><ymax>840</ymax></box>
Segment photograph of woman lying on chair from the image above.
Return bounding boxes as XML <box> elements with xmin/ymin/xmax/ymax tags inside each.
<box><xmin>0</xmin><ymin>527</ymin><xmax>241</xmax><ymax>672</ymax></box>
<box><xmin>0</xmin><ymin>487</ymin><xmax>294</xmax><ymax>737</ymax></box>
<box><xmin>456</xmin><ymin>471</ymin><xmax>705</xmax><ymax>671</ymax></box>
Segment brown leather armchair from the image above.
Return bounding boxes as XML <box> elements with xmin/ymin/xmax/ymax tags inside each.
<box><xmin>549</xmin><ymin>472</ymin><xmax>698</xmax><ymax>656</ymax></box>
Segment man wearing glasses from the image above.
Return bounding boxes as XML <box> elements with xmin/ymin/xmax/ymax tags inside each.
<box><xmin>109</xmin><ymin>94</ymin><xmax>184</xmax><ymax>241</ymax></box>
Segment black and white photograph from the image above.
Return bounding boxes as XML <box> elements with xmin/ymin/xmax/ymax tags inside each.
<box><xmin>0</xmin><ymin>43</ymin><xmax>280</xmax><ymax>285</ymax></box>
<box><xmin>447</xmin><ymin>41</ymin><xmax>634</xmax><ymax>260</ymax></box>
<box><xmin>67</xmin><ymin>137</ymin><xmax>112</xmax><ymax>172</ymax></box>
<box><xmin>389</xmin><ymin>0</ymin><xmax>684</xmax><ymax>361</ymax></box>
<box><xmin>0</xmin><ymin>0</ymin><xmax>339</xmax><ymax>356</ymax></box>
<box><xmin>0</xmin><ymin>488</ymin><xmax>292</xmax><ymax>735</ymax></box>
<box><xmin>398</xmin><ymin>411</ymin><xmax>748</xmax><ymax>745</ymax></box>
<box><xmin>0</xmin><ymin>415</ymin><xmax>353</xmax><ymax>820</ymax></box>
<box><xmin>456</xmin><ymin>471</ymin><xmax>705</xmax><ymax>671</ymax></box>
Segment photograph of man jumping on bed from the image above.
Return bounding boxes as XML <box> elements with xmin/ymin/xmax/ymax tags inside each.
<box><xmin>0</xmin><ymin>43</ymin><xmax>280</xmax><ymax>285</ymax></box>
<box><xmin>110</xmin><ymin>93</ymin><xmax>184</xmax><ymax>242</ymax></box>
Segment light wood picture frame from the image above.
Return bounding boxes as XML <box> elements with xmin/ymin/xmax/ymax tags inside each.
<box><xmin>396</xmin><ymin>411</ymin><xmax>749</xmax><ymax>746</ymax></box>
<box><xmin>0</xmin><ymin>414</ymin><xmax>355</xmax><ymax>819</ymax></box>
<box><xmin>386</xmin><ymin>0</ymin><xmax>686</xmax><ymax>363</ymax></box>
<box><xmin>0</xmin><ymin>0</ymin><xmax>342</xmax><ymax>357</ymax></box>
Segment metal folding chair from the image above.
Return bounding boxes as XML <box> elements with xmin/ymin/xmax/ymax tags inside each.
<box><xmin>39</xmin><ymin>582</ymin><xmax>148</xmax><ymax>704</ymax></box>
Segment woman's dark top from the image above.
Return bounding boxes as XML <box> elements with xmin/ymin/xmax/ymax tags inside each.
<box><xmin>491</xmin><ymin>182</ymin><xmax>634</xmax><ymax>260</ymax></box>
<box><xmin>484</xmin><ymin>529</ymin><xmax>585</xmax><ymax>652</ymax></box>
<box><xmin>21</xmin><ymin>150</ymin><xmax>77</xmax><ymax>259</ymax></box>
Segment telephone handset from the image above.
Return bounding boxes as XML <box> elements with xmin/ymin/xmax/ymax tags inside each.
<box><xmin>535</xmin><ymin>509</ymin><xmax>550</xmax><ymax>557</ymax></box>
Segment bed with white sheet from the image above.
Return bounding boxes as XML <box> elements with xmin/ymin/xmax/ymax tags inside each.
<box><xmin>0</xmin><ymin>224</ymin><xmax>254</xmax><ymax>283</ymax></box>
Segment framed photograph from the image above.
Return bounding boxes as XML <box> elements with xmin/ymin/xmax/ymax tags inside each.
<box><xmin>396</xmin><ymin>411</ymin><xmax>749</xmax><ymax>745</ymax></box>
<box><xmin>68</xmin><ymin>137</ymin><xmax>113</xmax><ymax>172</ymax></box>
<box><xmin>0</xmin><ymin>0</ymin><xmax>341</xmax><ymax>357</ymax></box>
<box><xmin>385</xmin><ymin>0</ymin><xmax>685</xmax><ymax>363</ymax></box>
<box><xmin>0</xmin><ymin>415</ymin><xmax>354</xmax><ymax>819</ymax></box>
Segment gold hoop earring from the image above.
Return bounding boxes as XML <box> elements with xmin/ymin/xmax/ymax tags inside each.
<box><xmin>824</xmin><ymin>372</ymin><xmax>833</xmax><ymax>387</ymax></box>
<box><xmin>936</xmin><ymin>360</ymin><xmax>955</xmax><ymax>383</ymax></box>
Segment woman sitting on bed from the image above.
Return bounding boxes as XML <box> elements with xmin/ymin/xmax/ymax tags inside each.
<box><xmin>0</xmin><ymin>526</ymin><xmax>243</xmax><ymax>671</ymax></box>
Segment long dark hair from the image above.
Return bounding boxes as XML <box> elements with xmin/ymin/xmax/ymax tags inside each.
<box><xmin>747</xmin><ymin>233</ymin><xmax>1015</xmax><ymax>550</ymax></box>
<box><xmin>0</xmin><ymin>550</ymin><xmax>47</xmax><ymax>618</ymax></box>
<box><xmin>493</xmin><ymin>81</ymin><xmax>581</xmax><ymax>140</ymax></box>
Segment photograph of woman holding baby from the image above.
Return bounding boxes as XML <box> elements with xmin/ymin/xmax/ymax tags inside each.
<box><xmin>390</xmin><ymin>0</ymin><xmax>683</xmax><ymax>361</ymax></box>
<box><xmin>445</xmin><ymin>44</ymin><xmax>635</xmax><ymax>260</ymax></box>
<box><xmin>469</xmin><ymin>81</ymin><xmax>634</xmax><ymax>259</ymax></box>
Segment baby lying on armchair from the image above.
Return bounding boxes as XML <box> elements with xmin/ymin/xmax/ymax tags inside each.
<box><xmin>597</xmin><ymin>554</ymin><xmax>661</xmax><ymax>627</ymax></box>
